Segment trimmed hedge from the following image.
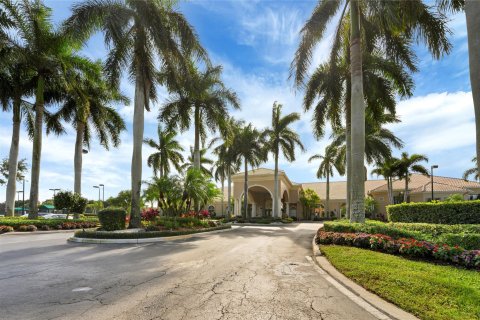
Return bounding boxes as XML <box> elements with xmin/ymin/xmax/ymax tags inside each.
<box><xmin>98</xmin><ymin>208</ymin><xmax>126</xmax><ymax>231</ymax></box>
<box><xmin>74</xmin><ymin>225</ymin><xmax>231</xmax><ymax>239</ymax></box>
<box><xmin>387</xmin><ymin>201</ymin><xmax>480</xmax><ymax>224</ymax></box>
<box><xmin>0</xmin><ymin>218</ymin><xmax>98</xmax><ymax>230</ymax></box>
<box><xmin>323</xmin><ymin>220</ymin><xmax>424</xmax><ymax>239</ymax></box>
<box><xmin>438</xmin><ymin>233</ymin><xmax>480</xmax><ymax>250</ymax></box>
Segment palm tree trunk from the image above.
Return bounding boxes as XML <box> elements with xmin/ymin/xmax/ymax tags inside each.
<box><xmin>29</xmin><ymin>75</ymin><xmax>45</xmax><ymax>219</ymax></box>
<box><xmin>273</xmin><ymin>149</ymin><xmax>279</xmax><ymax>218</ymax></box>
<box><xmin>466</xmin><ymin>1</ymin><xmax>480</xmax><ymax>178</ymax></box>
<box><xmin>74</xmin><ymin>122</ymin><xmax>85</xmax><ymax>195</ymax></box>
<box><xmin>326</xmin><ymin>172</ymin><xmax>330</xmax><ymax>218</ymax></box>
<box><xmin>221</xmin><ymin>175</ymin><xmax>225</xmax><ymax>216</ymax></box>
<box><xmin>349</xmin><ymin>0</ymin><xmax>365</xmax><ymax>223</ymax></box>
<box><xmin>387</xmin><ymin>177</ymin><xmax>393</xmax><ymax>205</ymax></box>
<box><xmin>193</xmin><ymin>104</ymin><xmax>201</xmax><ymax>170</ymax></box>
<box><xmin>227</xmin><ymin>166</ymin><xmax>232</xmax><ymax>219</ymax></box>
<box><xmin>345</xmin><ymin>82</ymin><xmax>352</xmax><ymax>220</ymax></box>
<box><xmin>130</xmin><ymin>68</ymin><xmax>147</xmax><ymax>229</ymax></box>
<box><xmin>5</xmin><ymin>97</ymin><xmax>21</xmax><ymax>216</ymax></box>
<box><xmin>243</xmin><ymin>159</ymin><xmax>248</xmax><ymax>219</ymax></box>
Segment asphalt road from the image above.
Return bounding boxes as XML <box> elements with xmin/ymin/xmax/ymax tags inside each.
<box><xmin>0</xmin><ymin>224</ymin><xmax>376</xmax><ymax>320</ymax></box>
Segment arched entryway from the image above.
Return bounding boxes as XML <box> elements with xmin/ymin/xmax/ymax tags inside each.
<box><xmin>238</xmin><ymin>185</ymin><xmax>273</xmax><ymax>217</ymax></box>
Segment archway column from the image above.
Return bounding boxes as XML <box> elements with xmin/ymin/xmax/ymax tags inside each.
<box><xmin>251</xmin><ymin>203</ymin><xmax>256</xmax><ymax>217</ymax></box>
<box><xmin>286</xmin><ymin>202</ymin><xmax>290</xmax><ymax>216</ymax></box>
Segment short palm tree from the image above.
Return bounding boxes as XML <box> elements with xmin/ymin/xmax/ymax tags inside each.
<box><xmin>160</xmin><ymin>63</ymin><xmax>240</xmax><ymax>171</ymax></box>
<box><xmin>144</xmin><ymin>125</ymin><xmax>184</xmax><ymax>178</ymax></box>
<box><xmin>65</xmin><ymin>0</ymin><xmax>208</xmax><ymax>227</ymax></box>
<box><xmin>48</xmin><ymin>59</ymin><xmax>127</xmax><ymax>195</ymax></box>
<box><xmin>181</xmin><ymin>146</ymin><xmax>213</xmax><ymax>177</ymax></box>
<box><xmin>291</xmin><ymin>0</ymin><xmax>450</xmax><ymax>222</ymax></box>
<box><xmin>309</xmin><ymin>145</ymin><xmax>345</xmax><ymax>217</ymax></box>
<box><xmin>2</xmin><ymin>0</ymin><xmax>81</xmax><ymax>218</ymax></box>
<box><xmin>463</xmin><ymin>157</ymin><xmax>478</xmax><ymax>181</ymax></box>
<box><xmin>233</xmin><ymin>124</ymin><xmax>266</xmax><ymax>218</ymax></box>
<box><xmin>371</xmin><ymin>157</ymin><xmax>400</xmax><ymax>205</ymax></box>
<box><xmin>262</xmin><ymin>102</ymin><xmax>304</xmax><ymax>217</ymax></box>
<box><xmin>396</xmin><ymin>152</ymin><xmax>429</xmax><ymax>202</ymax></box>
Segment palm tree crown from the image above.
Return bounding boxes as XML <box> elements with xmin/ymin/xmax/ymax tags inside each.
<box><xmin>396</xmin><ymin>152</ymin><xmax>429</xmax><ymax>202</ymax></box>
<box><xmin>144</xmin><ymin>125</ymin><xmax>184</xmax><ymax>178</ymax></box>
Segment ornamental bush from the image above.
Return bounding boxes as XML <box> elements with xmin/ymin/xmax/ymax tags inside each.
<box><xmin>437</xmin><ymin>233</ymin><xmax>480</xmax><ymax>250</ymax></box>
<box><xmin>98</xmin><ymin>208</ymin><xmax>126</xmax><ymax>231</ymax></box>
<box><xmin>387</xmin><ymin>201</ymin><xmax>480</xmax><ymax>224</ymax></box>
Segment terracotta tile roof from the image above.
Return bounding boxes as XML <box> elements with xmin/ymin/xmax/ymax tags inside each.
<box><xmin>232</xmin><ymin>168</ymin><xmax>284</xmax><ymax>177</ymax></box>
<box><xmin>370</xmin><ymin>173</ymin><xmax>480</xmax><ymax>194</ymax></box>
<box><xmin>300</xmin><ymin>180</ymin><xmax>386</xmax><ymax>200</ymax></box>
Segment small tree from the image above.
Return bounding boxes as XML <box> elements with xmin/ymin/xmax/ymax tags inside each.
<box><xmin>444</xmin><ymin>194</ymin><xmax>465</xmax><ymax>202</ymax></box>
<box><xmin>364</xmin><ymin>196</ymin><xmax>378</xmax><ymax>219</ymax></box>
<box><xmin>299</xmin><ymin>189</ymin><xmax>320</xmax><ymax>220</ymax></box>
<box><xmin>71</xmin><ymin>194</ymin><xmax>88</xmax><ymax>219</ymax></box>
<box><xmin>54</xmin><ymin>191</ymin><xmax>75</xmax><ymax>219</ymax></box>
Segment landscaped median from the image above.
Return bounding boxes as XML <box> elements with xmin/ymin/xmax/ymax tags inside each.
<box><xmin>315</xmin><ymin>220</ymin><xmax>480</xmax><ymax>320</ymax></box>
<box><xmin>69</xmin><ymin>225</ymin><xmax>232</xmax><ymax>243</ymax></box>
<box><xmin>0</xmin><ymin>217</ymin><xmax>98</xmax><ymax>233</ymax></box>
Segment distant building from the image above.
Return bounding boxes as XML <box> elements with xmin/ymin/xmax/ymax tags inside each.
<box><xmin>39</xmin><ymin>205</ymin><xmax>55</xmax><ymax>213</ymax></box>
<box><xmin>209</xmin><ymin>168</ymin><xmax>480</xmax><ymax>219</ymax></box>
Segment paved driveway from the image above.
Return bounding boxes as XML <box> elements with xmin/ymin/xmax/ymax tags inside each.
<box><xmin>0</xmin><ymin>223</ymin><xmax>375</xmax><ymax>320</ymax></box>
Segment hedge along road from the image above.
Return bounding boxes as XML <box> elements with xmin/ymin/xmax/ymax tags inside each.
<box><xmin>0</xmin><ymin>223</ymin><xmax>377</xmax><ymax>320</ymax></box>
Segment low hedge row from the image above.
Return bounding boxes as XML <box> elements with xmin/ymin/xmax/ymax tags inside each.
<box><xmin>387</xmin><ymin>201</ymin><xmax>480</xmax><ymax>224</ymax></box>
<box><xmin>316</xmin><ymin>230</ymin><xmax>480</xmax><ymax>269</ymax></box>
<box><xmin>323</xmin><ymin>220</ymin><xmax>424</xmax><ymax>239</ymax></box>
<box><xmin>0</xmin><ymin>218</ymin><xmax>98</xmax><ymax>231</ymax></box>
<box><xmin>74</xmin><ymin>225</ymin><xmax>231</xmax><ymax>239</ymax></box>
<box><xmin>438</xmin><ymin>233</ymin><xmax>480</xmax><ymax>250</ymax></box>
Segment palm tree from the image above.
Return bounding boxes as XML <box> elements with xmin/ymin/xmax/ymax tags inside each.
<box><xmin>144</xmin><ymin>125</ymin><xmax>184</xmax><ymax>178</ymax></box>
<box><xmin>233</xmin><ymin>124</ymin><xmax>266</xmax><ymax>219</ymax></box>
<box><xmin>160</xmin><ymin>63</ymin><xmax>240</xmax><ymax>171</ymax></box>
<box><xmin>371</xmin><ymin>157</ymin><xmax>400</xmax><ymax>205</ymax></box>
<box><xmin>463</xmin><ymin>157</ymin><xmax>478</xmax><ymax>181</ymax></box>
<box><xmin>0</xmin><ymin>158</ymin><xmax>28</xmax><ymax>186</ymax></box>
<box><xmin>65</xmin><ymin>0</ymin><xmax>208</xmax><ymax>228</ymax></box>
<box><xmin>396</xmin><ymin>152</ymin><xmax>429</xmax><ymax>203</ymax></box>
<box><xmin>212</xmin><ymin>159</ymin><xmax>227</xmax><ymax>217</ymax></box>
<box><xmin>262</xmin><ymin>102</ymin><xmax>304</xmax><ymax>217</ymax></box>
<box><xmin>309</xmin><ymin>145</ymin><xmax>345</xmax><ymax>218</ymax></box>
<box><xmin>438</xmin><ymin>0</ymin><xmax>480</xmax><ymax>185</ymax></box>
<box><xmin>181</xmin><ymin>146</ymin><xmax>213</xmax><ymax>177</ymax></box>
<box><xmin>48</xmin><ymin>59</ymin><xmax>127</xmax><ymax>195</ymax></box>
<box><xmin>292</xmin><ymin>0</ymin><xmax>450</xmax><ymax>222</ymax></box>
<box><xmin>1</xmin><ymin>0</ymin><xmax>82</xmax><ymax>218</ymax></box>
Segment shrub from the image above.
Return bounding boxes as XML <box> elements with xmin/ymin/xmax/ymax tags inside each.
<box><xmin>437</xmin><ymin>233</ymin><xmax>480</xmax><ymax>250</ymax></box>
<box><xmin>97</xmin><ymin>208</ymin><xmax>126</xmax><ymax>231</ymax></box>
<box><xmin>17</xmin><ymin>225</ymin><xmax>37</xmax><ymax>232</ymax></box>
<box><xmin>387</xmin><ymin>201</ymin><xmax>480</xmax><ymax>224</ymax></box>
<box><xmin>323</xmin><ymin>220</ymin><xmax>423</xmax><ymax>239</ymax></box>
<box><xmin>71</xmin><ymin>194</ymin><xmax>88</xmax><ymax>216</ymax></box>
<box><xmin>141</xmin><ymin>208</ymin><xmax>159</xmax><ymax>221</ymax></box>
<box><xmin>0</xmin><ymin>225</ymin><xmax>14</xmax><ymax>233</ymax></box>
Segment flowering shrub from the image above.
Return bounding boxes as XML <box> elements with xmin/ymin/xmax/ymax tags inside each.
<box><xmin>316</xmin><ymin>229</ymin><xmax>480</xmax><ymax>269</ymax></box>
<box><xmin>0</xmin><ymin>225</ymin><xmax>14</xmax><ymax>233</ymax></box>
<box><xmin>180</xmin><ymin>210</ymin><xmax>210</xmax><ymax>219</ymax></box>
<box><xmin>141</xmin><ymin>208</ymin><xmax>160</xmax><ymax>221</ymax></box>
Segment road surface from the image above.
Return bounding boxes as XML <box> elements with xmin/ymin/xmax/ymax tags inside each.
<box><xmin>0</xmin><ymin>223</ymin><xmax>376</xmax><ymax>320</ymax></box>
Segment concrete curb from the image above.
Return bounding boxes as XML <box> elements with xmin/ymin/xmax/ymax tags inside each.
<box><xmin>68</xmin><ymin>227</ymin><xmax>234</xmax><ymax>244</ymax></box>
<box><xmin>230</xmin><ymin>223</ymin><xmax>297</xmax><ymax>227</ymax></box>
<box><xmin>311</xmin><ymin>236</ymin><xmax>419</xmax><ymax>320</ymax></box>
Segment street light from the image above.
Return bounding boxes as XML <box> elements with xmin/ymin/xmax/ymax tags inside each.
<box><xmin>431</xmin><ymin>165</ymin><xmax>439</xmax><ymax>201</ymax></box>
<box><xmin>49</xmin><ymin>188</ymin><xmax>60</xmax><ymax>198</ymax></box>
<box><xmin>82</xmin><ymin>149</ymin><xmax>89</xmax><ymax>154</ymax></box>
<box><xmin>93</xmin><ymin>185</ymin><xmax>100</xmax><ymax>202</ymax></box>
<box><xmin>99</xmin><ymin>184</ymin><xmax>105</xmax><ymax>202</ymax></box>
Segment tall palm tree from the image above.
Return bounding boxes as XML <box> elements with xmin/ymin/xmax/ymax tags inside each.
<box><xmin>309</xmin><ymin>145</ymin><xmax>345</xmax><ymax>218</ymax></box>
<box><xmin>438</xmin><ymin>0</ymin><xmax>480</xmax><ymax>185</ymax></box>
<box><xmin>160</xmin><ymin>63</ymin><xmax>240</xmax><ymax>171</ymax></box>
<box><xmin>292</xmin><ymin>0</ymin><xmax>450</xmax><ymax>222</ymax></box>
<box><xmin>262</xmin><ymin>102</ymin><xmax>304</xmax><ymax>217</ymax></box>
<box><xmin>462</xmin><ymin>156</ymin><xmax>478</xmax><ymax>181</ymax></box>
<box><xmin>48</xmin><ymin>59</ymin><xmax>127</xmax><ymax>195</ymax></box>
<box><xmin>212</xmin><ymin>159</ymin><xmax>227</xmax><ymax>217</ymax></box>
<box><xmin>396</xmin><ymin>152</ymin><xmax>429</xmax><ymax>203</ymax></box>
<box><xmin>1</xmin><ymin>0</ymin><xmax>81</xmax><ymax>218</ymax></box>
<box><xmin>371</xmin><ymin>157</ymin><xmax>400</xmax><ymax>205</ymax></box>
<box><xmin>65</xmin><ymin>0</ymin><xmax>208</xmax><ymax>228</ymax></box>
<box><xmin>144</xmin><ymin>125</ymin><xmax>184</xmax><ymax>178</ymax></box>
<box><xmin>181</xmin><ymin>146</ymin><xmax>213</xmax><ymax>177</ymax></box>
<box><xmin>233</xmin><ymin>124</ymin><xmax>266</xmax><ymax>219</ymax></box>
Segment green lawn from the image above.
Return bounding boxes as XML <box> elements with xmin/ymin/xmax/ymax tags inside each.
<box><xmin>321</xmin><ymin>245</ymin><xmax>480</xmax><ymax>320</ymax></box>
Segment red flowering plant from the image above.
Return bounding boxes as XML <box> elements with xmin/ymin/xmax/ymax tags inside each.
<box><xmin>397</xmin><ymin>238</ymin><xmax>433</xmax><ymax>257</ymax></box>
<box><xmin>352</xmin><ymin>233</ymin><xmax>371</xmax><ymax>248</ymax></box>
<box><xmin>180</xmin><ymin>211</ymin><xmax>197</xmax><ymax>218</ymax></box>
<box><xmin>198</xmin><ymin>210</ymin><xmax>210</xmax><ymax>219</ymax></box>
<box><xmin>141</xmin><ymin>208</ymin><xmax>160</xmax><ymax>221</ymax></box>
<box><xmin>369</xmin><ymin>234</ymin><xmax>392</xmax><ymax>250</ymax></box>
<box><xmin>433</xmin><ymin>244</ymin><xmax>464</xmax><ymax>262</ymax></box>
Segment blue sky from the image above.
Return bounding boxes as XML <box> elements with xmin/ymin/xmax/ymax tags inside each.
<box><xmin>0</xmin><ymin>0</ymin><xmax>475</xmax><ymax>202</ymax></box>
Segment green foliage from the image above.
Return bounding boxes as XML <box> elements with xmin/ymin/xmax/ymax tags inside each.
<box><xmin>105</xmin><ymin>190</ymin><xmax>134</xmax><ymax>212</ymax></box>
<box><xmin>444</xmin><ymin>193</ymin><xmax>465</xmax><ymax>202</ymax></box>
<box><xmin>323</xmin><ymin>220</ymin><xmax>422</xmax><ymax>239</ymax></box>
<box><xmin>437</xmin><ymin>233</ymin><xmax>480</xmax><ymax>250</ymax></box>
<box><xmin>0</xmin><ymin>158</ymin><xmax>28</xmax><ymax>185</ymax></box>
<box><xmin>71</xmin><ymin>194</ymin><xmax>88</xmax><ymax>214</ymax></box>
<box><xmin>322</xmin><ymin>246</ymin><xmax>480</xmax><ymax>320</ymax></box>
<box><xmin>364</xmin><ymin>196</ymin><xmax>378</xmax><ymax>218</ymax></box>
<box><xmin>97</xmin><ymin>208</ymin><xmax>126</xmax><ymax>231</ymax></box>
<box><xmin>0</xmin><ymin>217</ymin><xmax>98</xmax><ymax>230</ymax></box>
<box><xmin>53</xmin><ymin>191</ymin><xmax>75</xmax><ymax>211</ymax></box>
<box><xmin>155</xmin><ymin>216</ymin><xmax>211</xmax><ymax>229</ymax></box>
<box><xmin>387</xmin><ymin>201</ymin><xmax>480</xmax><ymax>224</ymax></box>
<box><xmin>74</xmin><ymin>225</ymin><xmax>231</xmax><ymax>239</ymax></box>
<box><xmin>299</xmin><ymin>188</ymin><xmax>320</xmax><ymax>219</ymax></box>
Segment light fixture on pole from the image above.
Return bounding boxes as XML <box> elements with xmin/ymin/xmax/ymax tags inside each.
<box><xmin>431</xmin><ymin>165</ymin><xmax>438</xmax><ymax>201</ymax></box>
<box><xmin>49</xmin><ymin>188</ymin><xmax>60</xmax><ymax>199</ymax></box>
<box><xmin>93</xmin><ymin>185</ymin><xmax>100</xmax><ymax>202</ymax></box>
<box><xmin>99</xmin><ymin>184</ymin><xmax>104</xmax><ymax>202</ymax></box>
